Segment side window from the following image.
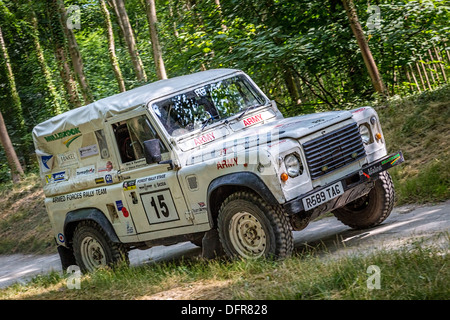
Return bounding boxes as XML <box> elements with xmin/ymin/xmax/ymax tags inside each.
<box><xmin>112</xmin><ymin>115</ymin><xmax>168</xmax><ymax>164</ymax></box>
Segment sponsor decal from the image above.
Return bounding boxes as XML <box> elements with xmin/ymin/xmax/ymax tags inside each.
<box><xmin>98</xmin><ymin>161</ymin><xmax>114</xmax><ymax>172</ymax></box>
<box><xmin>95</xmin><ymin>177</ymin><xmax>105</xmax><ymax>184</ymax></box>
<box><xmin>351</xmin><ymin>107</ymin><xmax>366</xmax><ymax>113</ymax></box>
<box><xmin>57</xmin><ymin>151</ymin><xmax>78</xmax><ymax>168</ymax></box>
<box><xmin>115</xmin><ymin>200</ymin><xmax>123</xmax><ymax>211</ymax></box>
<box><xmin>63</xmin><ymin>134</ymin><xmax>82</xmax><ymax>148</ymax></box>
<box><xmin>217</xmin><ymin>157</ymin><xmax>238</xmax><ymax>170</ymax></box>
<box><xmin>53</xmin><ymin>188</ymin><xmax>107</xmax><ymax>203</ymax></box>
<box><xmin>367</xmin><ymin>165</ymin><xmax>382</xmax><ymax>176</ymax></box>
<box><xmin>44</xmin><ymin>127</ymin><xmax>81</xmax><ymax>142</ymax></box>
<box><xmin>76</xmin><ymin>165</ymin><xmax>95</xmax><ymax>177</ymax></box>
<box><xmin>58</xmin><ymin>233</ymin><xmax>65</xmax><ymax>243</ymax></box>
<box><xmin>242</xmin><ymin>114</ymin><xmax>263</xmax><ymax>127</ymax></box>
<box><xmin>194</xmin><ymin>132</ymin><xmax>215</xmax><ymax>146</ymax></box>
<box><xmin>105</xmin><ymin>174</ymin><xmax>113</xmax><ymax>184</ymax></box>
<box><xmin>126</xmin><ymin>221</ymin><xmax>134</xmax><ymax>234</ymax></box>
<box><xmin>46</xmin><ymin>171</ymin><xmax>67</xmax><ymax>183</ymax></box>
<box><xmin>79</xmin><ymin>144</ymin><xmax>99</xmax><ymax>158</ymax></box>
<box><xmin>381</xmin><ymin>153</ymin><xmax>401</xmax><ymax>166</ymax></box>
<box><xmin>41</xmin><ymin>155</ymin><xmax>54</xmax><ymax>172</ymax></box>
<box><xmin>194</xmin><ymin>87</ymin><xmax>207</xmax><ymax>97</ymax></box>
<box><xmin>307</xmin><ymin>115</ymin><xmax>341</xmax><ymax>129</ymax></box>
<box><xmin>123</xmin><ymin>180</ymin><xmax>136</xmax><ymax>191</ymax></box>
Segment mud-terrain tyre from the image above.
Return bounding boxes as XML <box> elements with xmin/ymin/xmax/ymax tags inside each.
<box><xmin>333</xmin><ymin>171</ymin><xmax>395</xmax><ymax>229</ymax></box>
<box><xmin>73</xmin><ymin>220</ymin><xmax>129</xmax><ymax>273</ymax></box>
<box><xmin>217</xmin><ymin>191</ymin><xmax>293</xmax><ymax>260</ymax></box>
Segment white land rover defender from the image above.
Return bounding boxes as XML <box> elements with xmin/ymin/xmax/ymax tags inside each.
<box><xmin>33</xmin><ymin>69</ymin><xmax>404</xmax><ymax>272</ymax></box>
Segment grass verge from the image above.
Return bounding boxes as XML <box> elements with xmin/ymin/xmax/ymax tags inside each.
<box><xmin>1</xmin><ymin>234</ymin><xmax>448</xmax><ymax>300</ymax></box>
<box><xmin>377</xmin><ymin>85</ymin><xmax>450</xmax><ymax>204</ymax></box>
<box><xmin>0</xmin><ymin>173</ymin><xmax>54</xmax><ymax>255</ymax></box>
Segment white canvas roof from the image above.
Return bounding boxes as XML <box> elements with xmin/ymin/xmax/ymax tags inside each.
<box><xmin>32</xmin><ymin>68</ymin><xmax>241</xmax><ymax>145</ymax></box>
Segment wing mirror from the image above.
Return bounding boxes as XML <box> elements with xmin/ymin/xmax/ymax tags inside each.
<box><xmin>143</xmin><ymin>139</ymin><xmax>161</xmax><ymax>164</ymax></box>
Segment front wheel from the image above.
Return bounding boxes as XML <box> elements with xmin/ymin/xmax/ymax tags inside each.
<box><xmin>333</xmin><ymin>171</ymin><xmax>395</xmax><ymax>229</ymax></box>
<box><xmin>72</xmin><ymin>221</ymin><xmax>129</xmax><ymax>273</ymax></box>
<box><xmin>217</xmin><ymin>191</ymin><xmax>293</xmax><ymax>260</ymax></box>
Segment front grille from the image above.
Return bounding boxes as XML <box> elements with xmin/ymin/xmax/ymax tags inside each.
<box><xmin>303</xmin><ymin>122</ymin><xmax>366</xmax><ymax>180</ymax></box>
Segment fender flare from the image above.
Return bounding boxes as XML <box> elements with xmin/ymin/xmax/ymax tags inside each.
<box><xmin>206</xmin><ymin>172</ymin><xmax>279</xmax><ymax>226</ymax></box>
<box><xmin>63</xmin><ymin>208</ymin><xmax>120</xmax><ymax>245</ymax></box>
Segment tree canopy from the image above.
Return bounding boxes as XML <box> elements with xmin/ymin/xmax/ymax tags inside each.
<box><xmin>0</xmin><ymin>0</ymin><xmax>449</xmax><ymax>181</ymax></box>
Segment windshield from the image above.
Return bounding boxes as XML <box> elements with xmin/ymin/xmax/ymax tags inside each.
<box><xmin>151</xmin><ymin>75</ymin><xmax>266</xmax><ymax>136</ymax></box>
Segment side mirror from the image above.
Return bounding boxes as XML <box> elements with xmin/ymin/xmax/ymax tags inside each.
<box><xmin>143</xmin><ymin>139</ymin><xmax>161</xmax><ymax>164</ymax></box>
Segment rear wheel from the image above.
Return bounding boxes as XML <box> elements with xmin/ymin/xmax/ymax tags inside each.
<box><xmin>217</xmin><ymin>191</ymin><xmax>293</xmax><ymax>260</ymax></box>
<box><xmin>333</xmin><ymin>171</ymin><xmax>395</xmax><ymax>229</ymax></box>
<box><xmin>73</xmin><ymin>221</ymin><xmax>128</xmax><ymax>273</ymax></box>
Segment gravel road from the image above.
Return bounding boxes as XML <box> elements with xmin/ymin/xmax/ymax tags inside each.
<box><xmin>1</xmin><ymin>200</ymin><xmax>448</xmax><ymax>289</ymax></box>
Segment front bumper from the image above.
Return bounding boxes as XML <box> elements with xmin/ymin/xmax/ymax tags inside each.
<box><xmin>283</xmin><ymin>151</ymin><xmax>404</xmax><ymax>216</ymax></box>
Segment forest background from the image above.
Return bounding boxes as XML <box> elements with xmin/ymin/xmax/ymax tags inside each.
<box><xmin>0</xmin><ymin>0</ymin><xmax>449</xmax><ymax>182</ymax></box>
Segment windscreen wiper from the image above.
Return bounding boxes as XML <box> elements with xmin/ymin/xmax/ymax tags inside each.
<box><xmin>237</xmin><ymin>104</ymin><xmax>262</xmax><ymax>120</ymax></box>
<box><xmin>201</xmin><ymin>112</ymin><xmax>214</xmax><ymax>131</ymax></box>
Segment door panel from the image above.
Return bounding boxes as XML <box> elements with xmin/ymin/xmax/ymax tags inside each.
<box><xmin>106</xmin><ymin>111</ymin><xmax>193</xmax><ymax>238</ymax></box>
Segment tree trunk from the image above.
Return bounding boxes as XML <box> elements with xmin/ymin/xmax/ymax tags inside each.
<box><xmin>99</xmin><ymin>0</ymin><xmax>126</xmax><ymax>91</ymax></box>
<box><xmin>111</xmin><ymin>0</ymin><xmax>147</xmax><ymax>82</ymax></box>
<box><xmin>0</xmin><ymin>25</ymin><xmax>24</xmax><ymax>129</ymax></box>
<box><xmin>342</xmin><ymin>0</ymin><xmax>387</xmax><ymax>96</ymax></box>
<box><xmin>214</xmin><ymin>0</ymin><xmax>227</xmax><ymax>32</ymax></box>
<box><xmin>55</xmin><ymin>45</ymin><xmax>82</xmax><ymax>108</ymax></box>
<box><xmin>0</xmin><ymin>110</ymin><xmax>24</xmax><ymax>183</ymax></box>
<box><xmin>144</xmin><ymin>0</ymin><xmax>167</xmax><ymax>80</ymax></box>
<box><xmin>28</xmin><ymin>0</ymin><xmax>63</xmax><ymax>115</ymax></box>
<box><xmin>56</xmin><ymin>0</ymin><xmax>93</xmax><ymax>104</ymax></box>
<box><xmin>47</xmin><ymin>0</ymin><xmax>82</xmax><ymax>109</ymax></box>
<box><xmin>283</xmin><ymin>67</ymin><xmax>302</xmax><ymax>105</ymax></box>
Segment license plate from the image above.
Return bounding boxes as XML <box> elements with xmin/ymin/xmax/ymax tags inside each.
<box><xmin>302</xmin><ymin>181</ymin><xmax>344</xmax><ymax>211</ymax></box>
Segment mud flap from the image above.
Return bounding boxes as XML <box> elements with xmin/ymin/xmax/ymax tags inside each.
<box><xmin>201</xmin><ymin>229</ymin><xmax>225</xmax><ymax>259</ymax></box>
<box><xmin>57</xmin><ymin>245</ymin><xmax>77</xmax><ymax>271</ymax></box>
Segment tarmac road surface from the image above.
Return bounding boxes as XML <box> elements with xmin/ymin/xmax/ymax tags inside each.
<box><xmin>0</xmin><ymin>200</ymin><xmax>448</xmax><ymax>289</ymax></box>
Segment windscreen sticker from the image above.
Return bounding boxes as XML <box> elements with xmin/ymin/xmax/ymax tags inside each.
<box><xmin>194</xmin><ymin>132</ymin><xmax>216</xmax><ymax>146</ymax></box>
<box><xmin>242</xmin><ymin>114</ymin><xmax>263</xmax><ymax>127</ymax></box>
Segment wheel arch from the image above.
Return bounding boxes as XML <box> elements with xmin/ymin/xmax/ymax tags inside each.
<box><xmin>207</xmin><ymin>172</ymin><xmax>279</xmax><ymax>228</ymax></box>
<box><xmin>63</xmin><ymin>208</ymin><xmax>121</xmax><ymax>246</ymax></box>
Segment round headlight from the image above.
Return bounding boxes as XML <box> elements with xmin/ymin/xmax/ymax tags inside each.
<box><xmin>359</xmin><ymin>124</ymin><xmax>371</xmax><ymax>144</ymax></box>
<box><xmin>284</xmin><ymin>154</ymin><xmax>302</xmax><ymax>177</ymax></box>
